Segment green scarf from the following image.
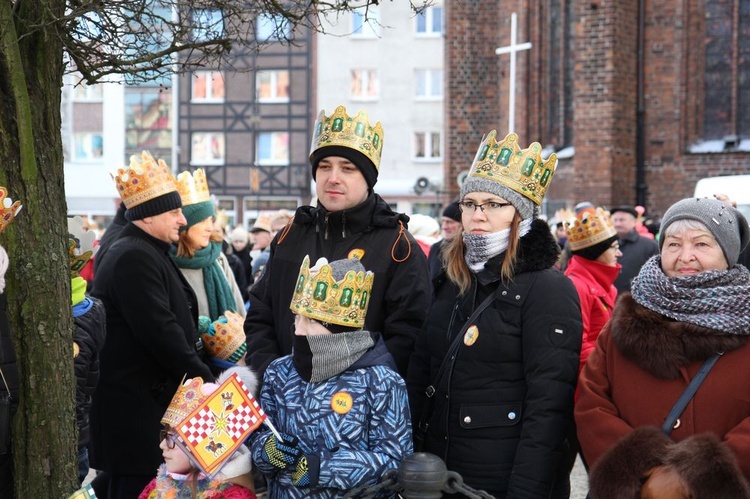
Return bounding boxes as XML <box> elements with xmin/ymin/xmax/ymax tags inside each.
<box><xmin>172</xmin><ymin>241</ymin><xmax>236</xmax><ymax>319</ymax></box>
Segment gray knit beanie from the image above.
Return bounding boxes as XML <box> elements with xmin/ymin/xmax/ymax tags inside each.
<box><xmin>659</xmin><ymin>197</ymin><xmax>750</xmax><ymax>267</ymax></box>
<box><xmin>460</xmin><ymin>177</ymin><xmax>535</xmax><ymax>220</ymax></box>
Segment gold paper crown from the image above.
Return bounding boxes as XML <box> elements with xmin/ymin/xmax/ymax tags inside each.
<box><xmin>565</xmin><ymin>207</ymin><xmax>617</xmax><ymax>251</ymax></box>
<box><xmin>289</xmin><ymin>255</ymin><xmax>374</xmax><ymax>328</ymax></box>
<box><xmin>468</xmin><ymin>131</ymin><xmax>558</xmax><ymax>205</ymax></box>
<box><xmin>201</xmin><ymin>311</ymin><xmax>247</xmax><ymax>363</ymax></box>
<box><xmin>176</xmin><ymin>169</ymin><xmax>211</xmax><ymax>206</ymax></box>
<box><xmin>161</xmin><ymin>376</ymin><xmax>214</xmax><ymax>428</ymax></box>
<box><xmin>309</xmin><ymin>105</ymin><xmax>384</xmax><ymax>171</ymax></box>
<box><xmin>113</xmin><ymin>151</ymin><xmax>178</xmax><ymax>209</ymax></box>
<box><xmin>68</xmin><ymin>216</ymin><xmax>98</xmax><ymax>277</ymax></box>
<box><xmin>0</xmin><ymin>187</ymin><xmax>22</xmax><ymax>234</ymax></box>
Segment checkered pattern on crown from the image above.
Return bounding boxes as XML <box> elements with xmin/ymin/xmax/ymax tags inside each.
<box><xmin>113</xmin><ymin>151</ymin><xmax>178</xmax><ymax>209</ymax></box>
<box><xmin>309</xmin><ymin>105</ymin><xmax>384</xmax><ymax>171</ymax></box>
<box><xmin>176</xmin><ymin>168</ymin><xmax>211</xmax><ymax>206</ymax></box>
<box><xmin>468</xmin><ymin>131</ymin><xmax>558</xmax><ymax>206</ymax></box>
<box><xmin>203</xmin><ymin>311</ymin><xmax>247</xmax><ymax>361</ymax></box>
<box><xmin>565</xmin><ymin>207</ymin><xmax>618</xmax><ymax>251</ymax></box>
<box><xmin>289</xmin><ymin>255</ymin><xmax>375</xmax><ymax>328</ymax></box>
<box><xmin>0</xmin><ymin>187</ymin><xmax>22</xmax><ymax>234</ymax></box>
<box><xmin>161</xmin><ymin>377</ymin><xmax>210</xmax><ymax>428</ymax></box>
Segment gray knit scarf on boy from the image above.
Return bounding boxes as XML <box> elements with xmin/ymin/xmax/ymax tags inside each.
<box><xmin>631</xmin><ymin>256</ymin><xmax>750</xmax><ymax>336</ymax></box>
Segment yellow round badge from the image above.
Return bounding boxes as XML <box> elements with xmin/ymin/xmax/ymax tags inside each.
<box><xmin>348</xmin><ymin>248</ymin><xmax>365</xmax><ymax>261</ymax></box>
<box><xmin>331</xmin><ymin>391</ymin><xmax>353</xmax><ymax>415</ymax></box>
<box><xmin>463</xmin><ymin>325</ymin><xmax>479</xmax><ymax>346</ymax></box>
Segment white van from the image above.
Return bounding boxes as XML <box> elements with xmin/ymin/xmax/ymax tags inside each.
<box><xmin>693</xmin><ymin>175</ymin><xmax>750</xmax><ymax>220</ymax></box>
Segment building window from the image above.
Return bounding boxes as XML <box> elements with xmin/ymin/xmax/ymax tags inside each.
<box><xmin>414</xmin><ymin>132</ymin><xmax>441</xmax><ymax>161</ymax></box>
<box><xmin>74</xmin><ymin>133</ymin><xmax>104</xmax><ymax>161</ymax></box>
<box><xmin>415</xmin><ymin>69</ymin><xmax>443</xmax><ymax>99</ymax></box>
<box><xmin>257</xmin><ymin>132</ymin><xmax>290</xmax><ymax>165</ymax></box>
<box><xmin>351</xmin><ymin>7</ymin><xmax>380</xmax><ymax>37</ymax></box>
<box><xmin>257</xmin><ymin>13</ymin><xmax>291</xmax><ymax>42</ymax></box>
<box><xmin>350</xmin><ymin>69</ymin><xmax>378</xmax><ymax>100</ymax></box>
<box><xmin>192</xmin><ymin>71</ymin><xmax>225</xmax><ymax>102</ymax></box>
<box><xmin>193</xmin><ymin>9</ymin><xmax>224</xmax><ymax>42</ymax></box>
<box><xmin>257</xmin><ymin>70</ymin><xmax>290</xmax><ymax>102</ymax></box>
<box><xmin>703</xmin><ymin>0</ymin><xmax>750</xmax><ymax>140</ymax></box>
<box><xmin>543</xmin><ymin>0</ymin><xmax>574</xmax><ymax>149</ymax></box>
<box><xmin>415</xmin><ymin>5</ymin><xmax>443</xmax><ymax>35</ymax></box>
<box><xmin>125</xmin><ymin>89</ymin><xmax>172</xmax><ymax>159</ymax></box>
<box><xmin>191</xmin><ymin>132</ymin><xmax>225</xmax><ymax>165</ymax></box>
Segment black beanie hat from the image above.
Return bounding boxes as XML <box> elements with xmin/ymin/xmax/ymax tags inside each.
<box><xmin>442</xmin><ymin>201</ymin><xmax>461</xmax><ymax>222</ymax></box>
<box><xmin>571</xmin><ymin>234</ymin><xmax>618</xmax><ymax>261</ymax></box>
<box><xmin>310</xmin><ymin>146</ymin><xmax>378</xmax><ymax>190</ymax></box>
<box><xmin>125</xmin><ymin>191</ymin><xmax>182</xmax><ymax>221</ymax></box>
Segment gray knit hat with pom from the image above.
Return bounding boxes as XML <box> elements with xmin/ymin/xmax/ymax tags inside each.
<box><xmin>659</xmin><ymin>197</ymin><xmax>750</xmax><ymax>267</ymax></box>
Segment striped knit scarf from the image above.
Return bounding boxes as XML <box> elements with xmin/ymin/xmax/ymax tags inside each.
<box><xmin>293</xmin><ymin>330</ymin><xmax>374</xmax><ymax>383</ymax></box>
<box><xmin>631</xmin><ymin>256</ymin><xmax>750</xmax><ymax>335</ymax></box>
<box><xmin>463</xmin><ymin>219</ymin><xmax>532</xmax><ymax>272</ymax></box>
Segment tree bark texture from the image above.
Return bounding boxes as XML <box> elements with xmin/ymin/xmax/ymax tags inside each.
<box><xmin>0</xmin><ymin>0</ymin><xmax>79</xmax><ymax>496</ymax></box>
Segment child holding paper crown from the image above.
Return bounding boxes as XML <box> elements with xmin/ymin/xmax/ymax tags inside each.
<box><xmin>139</xmin><ymin>366</ymin><xmax>260</xmax><ymax>498</ymax></box>
<box><xmin>69</xmin><ymin>216</ymin><xmax>107</xmax><ymax>484</ymax></box>
<box><xmin>249</xmin><ymin>255</ymin><xmax>412</xmax><ymax>498</ymax></box>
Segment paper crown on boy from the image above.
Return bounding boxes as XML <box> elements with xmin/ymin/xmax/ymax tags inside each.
<box><xmin>198</xmin><ymin>311</ymin><xmax>248</xmax><ymax>366</ymax></box>
<box><xmin>462</xmin><ymin>131</ymin><xmax>557</xmax><ymax>220</ymax></box>
<box><xmin>309</xmin><ymin>105</ymin><xmax>384</xmax><ymax>190</ymax></box>
<box><xmin>113</xmin><ymin>151</ymin><xmax>182</xmax><ymax>221</ymax></box>
<box><xmin>289</xmin><ymin>254</ymin><xmax>375</xmax><ymax>331</ymax></box>
<box><xmin>0</xmin><ymin>186</ymin><xmax>22</xmax><ymax>235</ymax></box>
<box><xmin>161</xmin><ymin>367</ymin><xmax>263</xmax><ymax>477</ymax></box>
<box><xmin>67</xmin><ymin>216</ymin><xmax>98</xmax><ymax>278</ymax></box>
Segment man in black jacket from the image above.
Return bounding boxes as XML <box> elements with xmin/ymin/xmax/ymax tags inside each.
<box><xmin>611</xmin><ymin>206</ymin><xmax>659</xmax><ymax>293</ymax></box>
<box><xmin>244</xmin><ymin>105</ymin><xmax>430</xmax><ymax>379</ymax></box>
<box><xmin>90</xmin><ymin>153</ymin><xmax>213</xmax><ymax>499</ymax></box>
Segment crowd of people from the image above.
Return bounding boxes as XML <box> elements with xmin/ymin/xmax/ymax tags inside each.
<box><xmin>0</xmin><ymin>103</ymin><xmax>749</xmax><ymax>499</ymax></box>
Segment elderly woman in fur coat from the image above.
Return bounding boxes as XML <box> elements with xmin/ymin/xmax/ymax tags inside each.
<box><xmin>576</xmin><ymin>197</ymin><xmax>750</xmax><ymax>498</ymax></box>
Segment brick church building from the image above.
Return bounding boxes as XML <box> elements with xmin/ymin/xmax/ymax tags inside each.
<box><xmin>444</xmin><ymin>0</ymin><xmax>750</xmax><ymax>219</ymax></box>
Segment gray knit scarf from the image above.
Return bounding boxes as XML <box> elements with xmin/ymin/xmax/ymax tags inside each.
<box><xmin>294</xmin><ymin>330</ymin><xmax>374</xmax><ymax>383</ymax></box>
<box><xmin>463</xmin><ymin>219</ymin><xmax>532</xmax><ymax>272</ymax></box>
<box><xmin>631</xmin><ymin>256</ymin><xmax>750</xmax><ymax>335</ymax></box>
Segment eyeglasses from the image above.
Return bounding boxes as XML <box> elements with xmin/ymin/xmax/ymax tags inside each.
<box><xmin>458</xmin><ymin>201</ymin><xmax>513</xmax><ymax>213</ymax></box>
<box><xmin>160</xmin><ymin>429</ymin><xmax>177</xmax><ymax>449</ymax></box>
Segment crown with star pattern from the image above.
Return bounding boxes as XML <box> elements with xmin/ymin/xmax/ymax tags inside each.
<box><xmin>468</xmin><ymin>131</ymin><xmax>557</xmax><ymax>205</ymax></box>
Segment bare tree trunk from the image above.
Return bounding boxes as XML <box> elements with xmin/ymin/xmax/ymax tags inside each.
<box><xmin>0</xmin><ymin>0</ymin><xmax>78</xmax><ymax>496</ymax></box>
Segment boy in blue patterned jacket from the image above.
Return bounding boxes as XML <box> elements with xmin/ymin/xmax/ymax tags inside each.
<box><xmin>250</xmin><ymin>255</ymin><xmax>412</xmax><ymax>498</ymax></box>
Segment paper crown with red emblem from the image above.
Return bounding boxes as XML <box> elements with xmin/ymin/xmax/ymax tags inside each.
<box><xmin>67</xmin><ymin>216</ymin><xmax>98</xmax><ymax>278</ymax></box>
<box><xmin>113</xmin><ymin>151</ymin><xmax>178</xmax><ymax>209</ymax></box>
<box><xmin>0</xmin><ymin>187</ymin><xmax>22</xmax><ymax>234</ymax></box>
<box><xmin>161</xmin><ymin>369</ymin><xmax>264</xmax><ymax>477</ymax></box>
<box><xmin>565</xmin><ymin>207</ymin><xmax>617</xmax><ymax>251</ymax></box>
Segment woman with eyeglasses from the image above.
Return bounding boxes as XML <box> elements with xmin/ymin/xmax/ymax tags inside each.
<box><xmin>407</xmin><ymin>132</ymin><xmax>582</xmax><ymax>498</ymax></box>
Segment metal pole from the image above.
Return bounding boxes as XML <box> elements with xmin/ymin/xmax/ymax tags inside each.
<box><xmin>509</xmin><ymin>12</ymin><xmax>517</xmax><ymax>133</ymax></box>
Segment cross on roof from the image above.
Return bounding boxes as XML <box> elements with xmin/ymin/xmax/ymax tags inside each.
<box><xmin>495</xmin><ymin>13</ymin><xmax>532</xmax><ymax>134</ymax></box>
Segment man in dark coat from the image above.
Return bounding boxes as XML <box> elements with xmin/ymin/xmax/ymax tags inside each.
<box><xmin>427</xmin><ymin>200</ymin><xmax>462</xmax><ymax>280</ymax></box>
<box><xmin>90</xmin><ymin>154</ymin><xmax>213</xmax><ymax>499</ymax></box>
<box><xmin>611</xmin><ymin>206</ymin><xmax>659</xmax><ymax>293</ymax></box>
<box><xmin>244</xmin><ymin>105</ymin><xmax>431</xmax><ymax>378</ymax></box>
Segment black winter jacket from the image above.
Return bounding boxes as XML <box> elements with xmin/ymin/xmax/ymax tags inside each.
<box><xmin>245</xmin><ymin>193</ymin><xmax>431</xmax><ymax>377</ymax></box>
<box><xmin>407</xmin><ymin>219</ymin><xmax>582</xmax><ymax>498</ymax></box>
<box><xmin>90</xmin><ymin>223</ymin><xmax>213</xmax><ymax>475</ymax></box>
<box><xmin>73</xmin><ymin>296</ymin><xmax>106</xmax><ymax>448</ymax></box>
